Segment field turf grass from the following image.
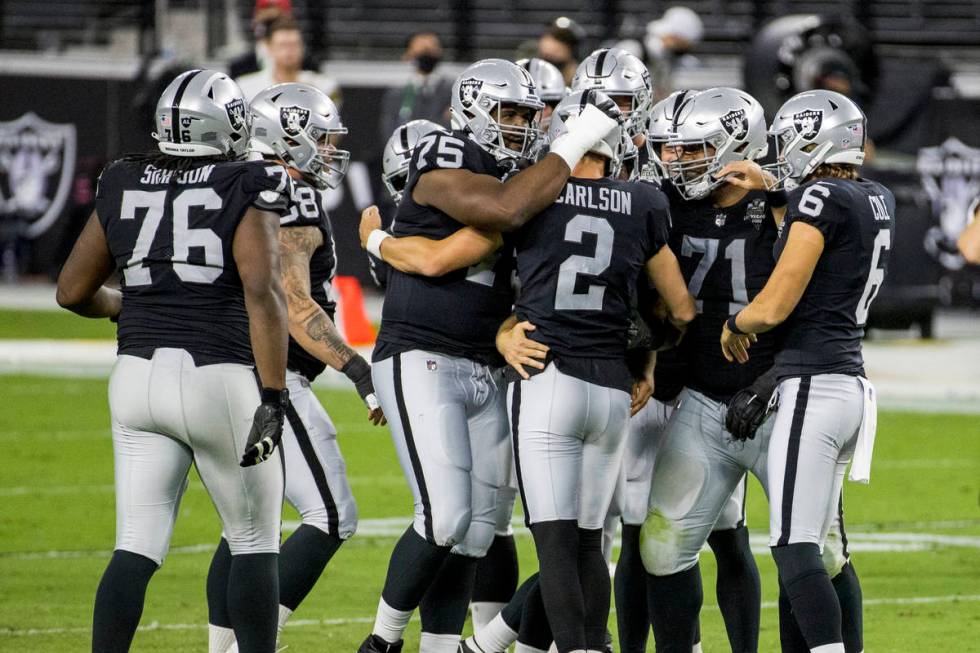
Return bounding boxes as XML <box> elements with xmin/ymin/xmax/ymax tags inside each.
<box><xmin>0</xmin><ymin>374</ymin><xmax>978</xmax><ymax>652</ymax></box>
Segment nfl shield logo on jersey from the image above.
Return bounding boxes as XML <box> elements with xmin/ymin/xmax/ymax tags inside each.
<box><xmin>917</xmin><ymin>137</ymin><xmax>980</xmax><ymax>270</ymax></box>
<box><xmin>792</xmin><ymin>109</ymin><xmax>823</xmax><ymax>140</ymax></box>
<box><xmin>280</xmin><ymin>106</ymin><xmax>310</xmax><ymax>136</ymax></box>
<box><xmin>720</xmin><ymin>109</ymin><xmax>748</xmax><ymax>139</ymax></box>
<box><xmin>0</xmin><ymin>112</ymin><xmax>76</xmax><ymax>238</ymax></box>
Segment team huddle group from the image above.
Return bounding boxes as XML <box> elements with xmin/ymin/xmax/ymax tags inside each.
<box><xmin>56</xmin><ymin>45</ymin><xmax>894</xmax><ymax>653</ymax></box>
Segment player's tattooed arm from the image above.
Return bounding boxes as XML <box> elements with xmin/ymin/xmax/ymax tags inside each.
<box><xmin>495</xmin><ymin>314</ymin><xmax>549</xmax><ymax>380</ymax></box>
<box><xmin>721</xmin><ymin>221</ymin><xmax>824</xmax><ymax>363</ymax></box>
<box><xmin>645</xmin><ymin>246</ymin><xmax>696</xmax><ymax>328</ymax></box>
<box><xmin>56</xmin><ymin>212</ymin><xmax>122</xmax><ymax>319</ymax></box>
<box><xmin>359</xmin><ymin>205</ymin><xmax>502</xmax><ymax>277</ymax></box>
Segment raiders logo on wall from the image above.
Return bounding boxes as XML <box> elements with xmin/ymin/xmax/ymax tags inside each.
<box><xmin>792</xmin><ymin>109</ymin><xmax>823</xmax><ymax>140</ymax></box>
<box><xmin>458</xmin><ymin>78</ymin><xmax>483</xmax><ymax>108</ymax></box>
<box><xmin>225</xmin><ymin>98</ymin><xmax>247</xmax><ymax>133</ymax></box>
<box><xmin>917</xmin><ymin>137</ymin><xmax>980</xmax><ymax>270</ymax></box>
<box><xmin>0</xmin><ymin>112</ymin><xmax>76</xmax><ymax>238</ymax></box>
<box><xmin>720</xmin><ymin>109</ymin><xmax>748</xmax><ymax>139</ymax></box>
<box><xmin>280</xmin><ymin>105</ymin><xmax>310</xmax><ymax>136</ymax></box>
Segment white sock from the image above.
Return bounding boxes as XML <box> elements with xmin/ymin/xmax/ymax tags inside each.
<box><xmin>470</xmin><ymin>612</ymin><xmax>519</xmax><ymax>652</ymax></box>
<box><xmin>515</xmin><ymin>643</ymin><xmax>549</xmax><ymax>653</ymax></box>
<box><xmin>692</xmin><ymin>643</ymin><xmax>704</xmax><ymax>653</ymax></box>
<box><xmin>811</xmin><ymin>645</ymin><xmax>845</xmax><ymax>653</ymax></box>
<box><xmin>207</xmin><ymin>624</ymin><xmax>236</xmax><ymax>653</ymax></box>
<box><xmin>419</xmin><ymin>631</ymin><xmax>460</xmax><ymax>653</ymax></box>
<box><xmin>372</xmin><ymin>597</ymin><xmax>413</xmax><ymax>644</ymax></box>
<box><xmin>277</xmin><ymin>604</ymin><xmax>293</xmax><ymax>640</ymax></box>
<box><xmin>471</xmin><ymin>601</ymin><xmax>508</xmax><ymax>633</ymax></box>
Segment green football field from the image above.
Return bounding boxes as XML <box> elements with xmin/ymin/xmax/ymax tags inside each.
<box><xmin>0</xmin><ymin>371</ymin><xmax>977</xmax><ymax>652</ymax></box>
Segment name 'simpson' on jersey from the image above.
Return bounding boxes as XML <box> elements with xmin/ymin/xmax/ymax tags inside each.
<box><xmin>139</xmin><ymin>164</ymin><xmax>217</xmax><ymax>186</ymax></box>
<box><xmin>555</xmin><ymin>182</ymin><xmax>633</xmax><ymax>215</ymax></box>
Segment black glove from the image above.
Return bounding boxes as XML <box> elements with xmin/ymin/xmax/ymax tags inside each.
<box><xmin>584</xmin><ymin>88</ymin><xmax>626</xmax><ymax>126</ymax></box>
<box><xmin>240</xmin><ymin>387</ymin><xmax>289</xmax><ymax>467</ymax></box>
<box><xmin>341</xmin><ymin>355</ymin><xmax>380</xmax><ymax>411</ymax></box>
<box><xmin>726</xmin><ymin>367</ymin><xmax>779</xmax><ymax>441</ymax></box>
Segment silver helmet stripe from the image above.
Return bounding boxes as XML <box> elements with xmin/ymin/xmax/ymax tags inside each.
<box><xmin>171</xmin><ymin>70</ymin><xmax>203</xmax><ymax>145</ymax></box>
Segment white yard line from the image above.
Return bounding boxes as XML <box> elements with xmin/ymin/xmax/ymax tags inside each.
<box><xmin>3</xmin><ymin>595</ymin><xmax>979</xmax><ymax>637</ymax></box>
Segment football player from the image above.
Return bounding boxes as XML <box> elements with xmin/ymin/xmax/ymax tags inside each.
<box><xmin>367</xmin><ymin>119</ymin><xmax>449</xmax><ymax>289</ymax></box>
<box><xmin>204</xmin><ymin>82</ymin><xmax>384</xmax><ymax>653</ymax></box>
<box><xmin>638</xmin><ymin>87</ymin><xmax>777</xmax><ymax>653</ymax></box>
<box><xmin>500</xmin><ymin>90</ymin><xmax>693</xmax><ymax>653</ymax></box>
<box><xmin>55</xmin><ymin>69</ymin><xmax>290</xmax><ymax>653</ymax></box>
<box><xmin>516</xmin><ymin>57</ymin><xmax>567</xmax><ymax>130</ymax></box>
<box><xmin>720</xmin><ymin>90</ymin><xmax>892</xmax><ymax>653</ymax></box>
<box><xmin>357</xmin><ymin>59</ymin><xmax>620</xmax><ymax>653</ymax></box>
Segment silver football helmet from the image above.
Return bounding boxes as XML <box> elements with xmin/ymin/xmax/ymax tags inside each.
<box><xmin>571</xmin><ymin>48</ymin><xmax>653</xmax><ymax>138</ymax></box>
<box><xmin>382</xmin><ymin>119</ymin><xmax>447</xmax><ymax>203</ymax></box>
<box><xmin>249</xmin><ymin>82</ymin><xmax>350</xmax><ymax>189</ymax></box>
<box><xmin>766</xmin><ymin>90</ymin><xmax>866</xmax><ymax>190</ymax></box>
<box><xmin>515</xmin><ymin>58</ymin><xmax>567</xmax><ymax>122</ymax></box>
<box><xmin>549</xmin><ymin>90</ymin><xmax>626</xmax><ymax>178</ymax></box>
<box><xmin>643</xmin><ymin>89</ymin><xmax>698</xmax><ymax>181</ymax></box>
<box><xmin>450</xmin><ymin>58</ymin><xmax>545</xmax><ymax>163</ymax></box>
<box><xmin>664</xmin><ymin>87</ymin><xmax>768</xmax><ymax>200</ymax></box>
<box><xmin>153</xmin><ymin>69</ymin><xmax>250</xmax><ymax>158</ymax></box>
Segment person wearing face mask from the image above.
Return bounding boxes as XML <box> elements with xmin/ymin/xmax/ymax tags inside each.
<box><xmin>537</xmin><ymin>18</ymin><xmax>583</xmax><ymax>86</ymax></box>
<box><xmin>378</xmin><ymin>31</ymin><xmax>454</xmax><ymax>144</ymax></box>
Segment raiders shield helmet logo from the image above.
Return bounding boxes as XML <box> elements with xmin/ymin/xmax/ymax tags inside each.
<box><xmin>720</xmin><ymin>109</ymin><xmax>748</xmax><ymax>139</ymax></box>
<box><xmin>225</xmin><ymin>98</ymin><xmax>247</xmax><ymax>132</ymax></box>
<box><xmin>458</xmin><ymin>78</ymin><xmax>483</xmax><ymax>108</ymax></box>
<box><xmin>0</xmin><ymin>112</ymin><xmax>76</xmax><ymax>238</ymax></box>
<box><xmin>792</xmin><ymin>109</ymin><xmax>823</xmax><ymax>141</ymax></box>
<box><xmin>280</xmin><ymin>106</ymin><xmax>310</xmax><ymax>136</ymax></box>
<box><xmin>917</xmin><ymin>137</ymin><xmax>980</xmax><ymax>270</ymax></box>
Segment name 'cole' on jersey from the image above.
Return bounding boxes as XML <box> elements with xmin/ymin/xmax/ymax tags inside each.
<box><xmin>280</xmin><ymin>176</ymin><xmax>338</xmax><ymax>382</ymax></box>
<box><xmin>773</xmin><ymin>177</ymin><xmax>896</xmax><ymax>379</ymax></box>
<box><xmin>96</xmin><ymin>156</ymin><xmax>289</xmax><ymax>366</ymax></box>
<box><xmin>373</xmin><ymin>130</ymin><xmax>515</xmax><ymax>365</ymax></box>
<box><xmin>513</xmin><ymin>176</ymin><xmax>671</xmax><ymax>393</ymax></box>
<box><xmin>668</xmin><ymin>187</ymin><xmax>780</xmax><ymax>402</ymax></box>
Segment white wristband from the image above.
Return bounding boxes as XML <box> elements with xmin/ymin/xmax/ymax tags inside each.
<box><xmin>366</xmin><ymin>229</ymin><xmax>391</xmax><ymax>259</ymax></box>
<box><xmin>549</xmin><ymin>105</ymin><xmax>619</xmax><ymax>170</ymax></box>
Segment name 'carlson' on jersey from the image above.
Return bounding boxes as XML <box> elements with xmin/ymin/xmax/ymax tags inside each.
<box><xmin>278</xmin><ymin>175</ymin><xmax>338</xmax><ymax>382</ymax></box>
<box><xmin>373</xmin><ymin>130</ymin><xmax>515</xmax><ymax>365</ymax></box>
<box><xmin>513</xmin><ymin>176</ymin><xmax>671</xmax><ymax>393</ymax></box>
<box><xmin>773</xmin><ymin>177</ymin><xmax>896</xmax><ymax>379</ymax></box>
<box><xmin>668</xmin><ymin>187</ymin><xmax>780</xmax><ymax>402</ymax></box>
<box><xmin>96</xmin><ymin>156</ymin><xmax>289</xmax><ymax>366</ymax></box>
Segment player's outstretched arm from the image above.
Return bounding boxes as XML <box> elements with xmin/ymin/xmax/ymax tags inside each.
<box><xmin>359</xmin><ymin>206</ymin><xmax>502</xmax><ymax>277</ymax></box>
<box><xmin>721</xmin><ymin>221</ymin><xmax>824</xmax><ymax>363</ymax></box>
<box><xmin>645</xmin><ymin>246</ymin><xmax>696</xmax><ymax>328</ymax></box>
<box><xmin>280</xmin><ymin>225</ymin><xmax>384</xmax><ymax>425</ymax></box>
<box><xmin>55</xmin><ymin>212</ymin><xmax>121</xmax><ymax>319</ymax></box>
<box><xmin>234</xmin><ymin>206</ymin><xmax>288</xmax><ymax>392</ymax></box>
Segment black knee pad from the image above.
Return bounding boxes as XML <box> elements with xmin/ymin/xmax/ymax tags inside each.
<box><xmin>772</xmin><ymin>543</ymin><xmax>828</xmax><ymax>590</ymax></box>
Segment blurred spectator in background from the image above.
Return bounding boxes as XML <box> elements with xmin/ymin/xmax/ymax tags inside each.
<box><xmin>644</xmin><ymin>6</ymin><xmax>703</xmax><ymax>99</ymax></box>
<box><xmin>537</xmin><ymin>17</ymin><xmax>583</xmax><ymax>85</ymax></box>
<box><xmin>236</xmin><ymin>17</ymin><xmax>338</xmax><ymax>103</ymax></box>
<box><xmin>228</xmin><ymin>0</ymin><xmax>294</xmax><ymax>79</ymax></box>
<box><xmin>377</xmin><ymin>31</ymin><xmax>452</xmax><ymax>144</ymax></box>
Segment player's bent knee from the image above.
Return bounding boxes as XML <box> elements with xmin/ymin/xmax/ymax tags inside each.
<box><xmin>114</xmin><ymin>540</ymin><xmax>166</xmax><ymax>568</ymax></box>
<box><xmin>429</xmin><ymin>506</ymin><xmax>473</xmax><ymax>548</ymax></box>
<box><xmin>771</xmin><ymin>542</ymin><xmax>826</xmax><ymax>587</ymax></box>
<box><xmin>648</xmin><ymin>448</ymin><xmax>708</xmax><ymax>520</ymax></box>
<box><xmin>638</xmin><ymin>508</ymin><xmax>697</xmax><ymax>576</ymax></box>
<box><xmin>223</xmin><ymin>528</ymin><xmax>280</xmax><ymax>556</ymax></box>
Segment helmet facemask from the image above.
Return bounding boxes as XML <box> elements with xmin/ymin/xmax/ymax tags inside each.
<box><xmin>477</xmin><ymin>101</ymin><xmax>543</xmax><ymax>164</ymax></box>
<box><xmin>276</xmin><ymin>118</ymin><xmax>349</xmax><ymax>190</ymax></box>
<box><xmin>383</xmin><ymin>164</ymin><xmax>409</xmax><ymax>204</ymax></box>
<box><xmin>665</xmin><ymin>136</ymin><xmax>726</xmax><ymax>200</ymax></box>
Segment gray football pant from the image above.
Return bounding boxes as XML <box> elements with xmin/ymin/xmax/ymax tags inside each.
<box><xmin>109</xmin><ymin>349</ymin><xmax>283</xmax><ymax>565</ymax></box>
<box><xmin>372</xmin><ymin>350</ymin><xmax>510</xmax><ymax>557</ymax></box>
<box><xmin>508</xmin><ymin>364</ymin><xmax>631</xmax><ymax>530</ymax></box>
<box><xmin>641</xmin><ymin>387</ymin><xmax>770</xmax><ymax>576</ymax></box>
<box><xmin>768</xmin><ymin>374</ymin><xmax>865</xmax><ymax>549</ymax></box>
<box><xmin>280</xmin><ymin>369</ymin><xmax>357</xmax><ymax>540</ymax></box>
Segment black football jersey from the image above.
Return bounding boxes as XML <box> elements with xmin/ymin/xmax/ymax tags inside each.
<box><xmin>513</xmin><ymin>177</ymin><xmax>671</xmax><ymax>392</ymax></box>
<box><xmin>367</xmin><ymin>206</ymin><xmax>394</xmax><ymax>290</ymax></box>
<box><xmin>668</xmin><ymin>189</ymin><xmax>780</xmax><ymax>402</ymax></box>
<box><xmin>280</xmin><ymin>176</ymin><xmax>338</xmax><ymax>382</ymax></box>
<box><xmin>373</xmin><ymin>130</ymin><xmax>515</xmax><ymax>365</ymax></box>
<box><xmin>96</xmin><ymin>156</ymin><xmax>289</xmax><ymax>366</ymax></box>
<box><xmin>773</xmin><ymin>178</ymin><xmax>895</xmax><ymax>379</ymax></box>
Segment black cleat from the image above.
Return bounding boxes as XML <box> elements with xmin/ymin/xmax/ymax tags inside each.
<box><xmin>458</xmin><ymin>639</ymin><xmax>492</xmax><ymax>653</ymax></box>
<box><xmin>357</xmin><ymin>634</ymin><xmax>403</xmax><ymax>653</ymax></box>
